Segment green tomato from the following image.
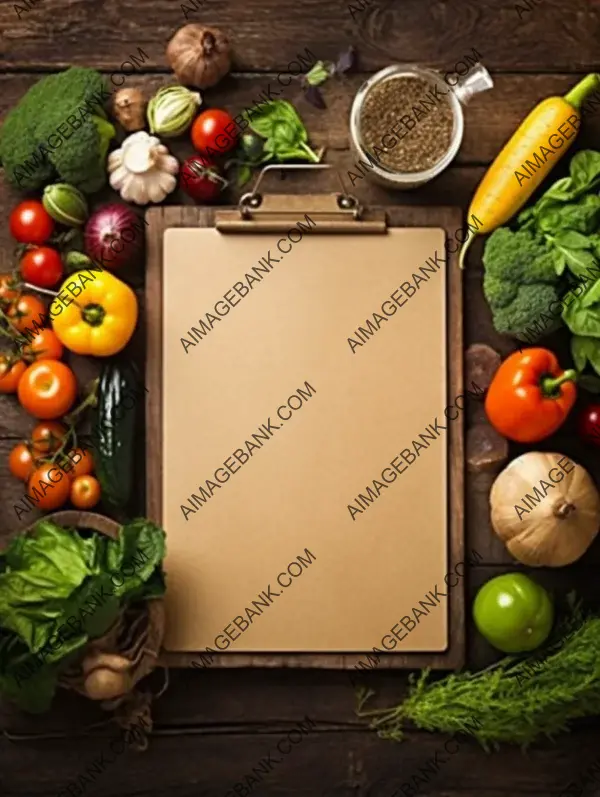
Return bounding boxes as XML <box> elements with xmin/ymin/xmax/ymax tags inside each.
<box><xmin>473</xmin><ymin>573</ymin><xmax>553</xmax><ymax>653</ymax></box>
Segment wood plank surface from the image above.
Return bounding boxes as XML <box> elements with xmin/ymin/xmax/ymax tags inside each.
<box><xmin>0</xmin><ymin>0</ymin><xmax>598</xmax><ymax>72</ymax></box>
<box><xmin>1</xmin><ymin>0</ymin><xmax>600</xmax><ymax>794</ymax></box>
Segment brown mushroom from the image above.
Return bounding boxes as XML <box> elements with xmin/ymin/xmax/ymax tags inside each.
<box><xmin>112</xmin><ymin>88</ymin><xmax>147</xmax><ymax>132</ymax></box>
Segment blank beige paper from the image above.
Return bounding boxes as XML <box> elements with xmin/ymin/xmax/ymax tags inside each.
<box><xmin>161</xmin><ymin>227</ymin><xmax>448</xmax><ymax>652</ymax></box>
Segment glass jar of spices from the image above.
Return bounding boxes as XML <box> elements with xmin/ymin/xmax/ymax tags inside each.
<box><xmin>349</xmin><ymin>63</ymin><xmax>493</xmax><ymax>190</ymax></box>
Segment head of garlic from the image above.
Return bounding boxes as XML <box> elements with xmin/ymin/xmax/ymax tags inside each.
<box><xmin>108</xmin><ymin>131</ymin><xmax>179</xmax><ymax>206</ymax></box>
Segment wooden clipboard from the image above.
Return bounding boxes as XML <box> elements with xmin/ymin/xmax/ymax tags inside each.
<box><xmin>146</xmin><ymin>165</ymin><xmax>464</xmax><ymax>670</ymax></box>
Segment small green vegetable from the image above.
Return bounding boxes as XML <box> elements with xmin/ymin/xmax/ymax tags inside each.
<box><xmin>0</xmin><ymin>67</ymin><xmax>116</xmax><ymax>194</ymax></box>
<box><xmin>244</xmin><ymin>100</ymin><xmax>321</xmax><ymax>163</ymax></box>
<box><xmin>355</xmin><ymin>598</ymin><xmax>600</xmax><ymax>749</ymax></box>
<box><xmin>147</xmin><ymin>85</ymin><xmax>201</xmax><ymax>137</ymax></box>
<box><xmin>473</xmin><ymin>573</ymin><xmax>553</xmax><ymax>653</ymax></box>
<box><xmin>482</xmin><ymin>227</ymin><xmax>563</xmax><ymax>341</ymax></box>
<box><xmin>43</xmin><ymin>183</ymin><xmax>89</xmax><ymax>227</ymax></box>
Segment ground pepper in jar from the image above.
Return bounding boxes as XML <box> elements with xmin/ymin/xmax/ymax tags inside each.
<box><xmin>359</xmin><ymin>75</ymin><xmax>454</xmax><ymax>173</ymax></box>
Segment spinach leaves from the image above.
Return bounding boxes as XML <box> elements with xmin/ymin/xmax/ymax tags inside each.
<box><xmin>515</xmin><ymin>150</ymin><xmax>600</xmax><ymax>381</ymax></box>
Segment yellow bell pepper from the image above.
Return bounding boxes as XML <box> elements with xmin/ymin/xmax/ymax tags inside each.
<box><xmin>50</xmin><ymin>269</ymin><xmax>138</xmax><ymax>357</ymax></box>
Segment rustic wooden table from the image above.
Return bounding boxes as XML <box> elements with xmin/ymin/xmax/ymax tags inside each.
<box><xmin>2</xmin><ymin>0</ymin><xmax>600</xmax><ymax>794</ymax></box>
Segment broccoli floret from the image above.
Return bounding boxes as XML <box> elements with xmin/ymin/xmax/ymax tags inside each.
<box><xmin>0</xmin><ymin>67</ymin><xmax>115</xmax><ymax>194</ymax></box>
<box><xmin>483</xmin><ymin>228</ymin><xmax>563</xmax><ymax>342</ymax></box>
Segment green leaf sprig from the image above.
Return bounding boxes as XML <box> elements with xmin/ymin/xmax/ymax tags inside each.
<box><xmin>355</xmin><ymin>599</ymin><xmax>600</xmax><ymax>750</ymax></box>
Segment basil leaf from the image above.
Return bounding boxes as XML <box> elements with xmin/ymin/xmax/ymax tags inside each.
<box><xmin>563</xmin><ymin>287</ymin><xmax>600</xmax><ymax>337</ymax></box>
<box><xmin>581</xmin><ymin>278</ymin><xmax>600</xmax><ymax>309</ymax></box>
<box><xmin>539</xmin><ymin>176</ymin><xmax>576</xmax><ymax>203</ymax></box>
<box><xmin>553</xmin><ymin>249</ymin><xmax>567</xmax><ymax>276</ymax></box>
<box><xmin>557</xmin><ymin>247</ymin><xmax>598</xmax><ymax>279</ymax></box>
<box><xmin>569</xmin><ymin>150</ymin><xmax>600</xmax><ymax>191</ymax></box>
<box><xmin>553</xmin><ymin>230</ymin><xmax>593</xmax><ymax>249</ymax></box>
<box><xmin>572</xmin><ymin>335</ymin><xmax>597</xmax><ymax>371</ymax></box>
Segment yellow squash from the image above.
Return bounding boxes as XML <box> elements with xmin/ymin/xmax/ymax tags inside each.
<box><xmin>459</xmin><ymin>73</ymin><xmax>600</xmax><ymax>269</ymax></box>
<box><xmin>50</xmin><ymin>268</ymin><xmax>138</xmax><ymax>357</ymax></box>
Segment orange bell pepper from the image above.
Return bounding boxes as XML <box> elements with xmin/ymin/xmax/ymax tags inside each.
<box><xmin>485</xmin><ymin>348</ymin><xmax>577</xmax><ymax>443</ymax></box>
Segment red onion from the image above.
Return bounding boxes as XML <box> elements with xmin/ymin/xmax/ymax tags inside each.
<box><xmin>84</xmin><ymin>203</ymin><xmax>145</xmax><ymax>270</ymax></box>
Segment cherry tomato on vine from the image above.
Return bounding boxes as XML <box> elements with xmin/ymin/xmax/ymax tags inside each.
<box><xmin>180</xmin><ymin>156</ymin><xmax>227</xmax><ymax>203</ymax></box>
<box><xmin>70</xmin><ymin>474</ymin><xmax>101</xmax><ymax>509</ymax></box>
<box><xmin>27</xmin><ymin>463</ymin><xmax>71</xmax><ymax>511</ymax></box>
<box><xmin>20</xmin><ymin>247</ymin><xmax>64</xmax><ymax>288</ymax></box>
<box><xmin>10</xmin><ymin>200</ymin><xmax>54</xmax><ymax>245</ymax></box>
<box><xmin>69</xmin><ymin>448</ymin><xmax>94</xmax><ymax>480</ymax></box>
<box><xmin>191</xmin><ymin>109</ymin><xmax>238</xmax><ymax>155</ymax></box>
<box><xmin>23</xmin><ymin>327</ymin><xmax>64</xmax><ymax>361</ymax></box>
<box><xmin>31</xmin><ymin>421</ymin><xmax>68</xmax><ymax>454</ymax></box>
<box><xmin>0</xmin><ymin>356</ymin><xmax>26</xmax><ymax>393</ymax></box>
<box><xmin>0</xmin><ymin>273</ymin><xmax>20</xmax><ymax>304</ymax></box>
<box><xmin>7</xmin><ymin>294</ymin><xmax>46</xmax><ymax>335</ymax></box>
<box><xmin>9</xmin><ymin>442</ymin><xmax>36</xmax><ymax>481</ymax></box>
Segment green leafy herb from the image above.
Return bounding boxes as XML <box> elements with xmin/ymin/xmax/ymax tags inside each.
<box><xmin>244</xmin><ymin>100</ymin><xmax>321</xmax><ymax>164</ymax></box>
<box><xmin>355</xmin><ymin>600</ymin><xmax>600</xmax><ymax>749</ymax></box>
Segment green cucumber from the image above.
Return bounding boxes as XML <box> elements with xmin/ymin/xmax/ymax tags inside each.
<box><xmin>90</xmin><ymin>360</ymin><xmax>145</xmax><ymax>510</ymax></box>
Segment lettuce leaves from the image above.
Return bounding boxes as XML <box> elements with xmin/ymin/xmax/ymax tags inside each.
<box><xmin>0</xmin><ymin>518</ymin><xmax>166</xmax><ymax>713</ymax></box>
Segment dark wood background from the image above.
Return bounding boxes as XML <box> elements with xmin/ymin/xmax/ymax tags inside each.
<box><xmin>2</xmin><ymin>0</ymin><xmax>600</xmax><ymax>794</ymax></box>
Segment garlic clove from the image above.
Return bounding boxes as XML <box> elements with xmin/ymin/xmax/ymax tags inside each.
<box><xmin>159</xmin><ymin>154</ymin><xmax>180</xmax><ymax>175</ymax></box>
<box><xmin>123</xmin><ymin>141</ymin><xmax>155</xmax><ymax>174</ymax></box>
<box><xmin>109</xmin><ymin>164</ymin><xmax>130</xmax><ymax>190</ymax></box>
<box><xmin>108</xmin><ymin>150</ymin><xmax>124</xmax><ymax>169</ymax></box>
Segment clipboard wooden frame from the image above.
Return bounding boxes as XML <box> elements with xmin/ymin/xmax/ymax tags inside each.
<box><xmin>146</xmin><ymin>199</ymin><xmax>464</xmax><ymax>671</ymax></box>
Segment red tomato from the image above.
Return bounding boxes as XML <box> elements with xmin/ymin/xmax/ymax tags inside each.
<box><xmin>578</xmin><ymin>404</ymin><xmax>600</xmax><ymax>446</ymax></box>
<box><xmin>180</xmin><ymin>156</ymin><xmax>227</xmax><ymax>202</ymax></box>
<box><xmin>31</xmin><ymin>421</ymin><xmax>68</xmax><ymax>454</ymax></box>
<box><xmin>23</xmin><ymin>327</ymin><xmax>64</xmax><ymax>361</ymax></box>
<box><xmin>69</xmin><ymin>448</ymin><xmax>94</xmax><ymax>480</ymax></box>
<box><xmin>70</xmin><ymin>474</ymin><xmax>101</xmax><ymax>509</ymax></box>
<box><xmin>0</xmin><ymin>357</ymin><xmax>26</xmax><ymax>393</ymax></box>
<box><xmin>27</xmin><ymin>463</ymin><xmax>72</xmax><ymax>511</ymax></box>
<box><xmin>191</xmin><ymin>109</ymin><xmax>238</xmax><ymax>156</ymax></box>
<box><xmin>8</xmin><ymin>294</ymin><xmax>46</xmax><ymax>334</ymax></box>
<box><xmin>9</xmin><ymin>442</ymin><xmax>36</xmax><ymax>481</ymax></box>
<box><xmin>0</xmin><ymin>273</ymin><xmax>21</xmax><ymax>304</ymax></box>
<box><xmin>20</xmin><ymin>247</ymin><xmax>64</xmax><ymax>288</ymax></box>
<box><xmin>10</xmin><ymin>201</ymin><xmax>54</xmax><ymax>245</ymax></box>
<box><xmin>17</xmin><ymin>359</ymin><xmax>77</xmax><ymax>419</ymax></box>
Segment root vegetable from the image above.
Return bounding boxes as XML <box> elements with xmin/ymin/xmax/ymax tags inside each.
<box><xmin>84</xmin><ymin>667</ymin><xmax>131</xmax><ymax>701</ymax></box>
<box><xmin>112</xmin><ymin>88</ymin><xmax>147</xmax><ymax>132</ymax></box>
<box><xmin>82</xmin><ymin>651</ymin><xmax>133</xmax><ymax>676</ymax></box>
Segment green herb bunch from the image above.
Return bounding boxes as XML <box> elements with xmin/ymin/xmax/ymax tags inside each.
<box><xmin>356</xmin><ymin>600</ymin><xmax>600</xmax><ymax>749</ymax></box>
<box><xmin>232</xmin><ymin>100</ymin><xmax>323</xmax><ymax>185</ymax></box>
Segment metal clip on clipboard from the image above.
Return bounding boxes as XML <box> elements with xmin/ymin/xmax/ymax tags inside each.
<box><xmin>215</xmin><ymin>163</ymin><xmax>387</xmax><ymax>233</ymax></box>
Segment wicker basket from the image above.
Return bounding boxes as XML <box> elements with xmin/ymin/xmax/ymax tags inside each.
<box><xmin>28</xmin><ymin>510</ymin><xmax>165</xmax><ymax>743</ymax></box>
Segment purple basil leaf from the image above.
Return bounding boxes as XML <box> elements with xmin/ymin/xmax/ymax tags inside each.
<box><xmin>304</xmin><ymin>85</ymin><xmax>327</xmax><ymax>109</ymax></box>
<box><xmin>335</xmin><ymin>46</ymin><xmax>356</xmax><ymax>74</ymax></box>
